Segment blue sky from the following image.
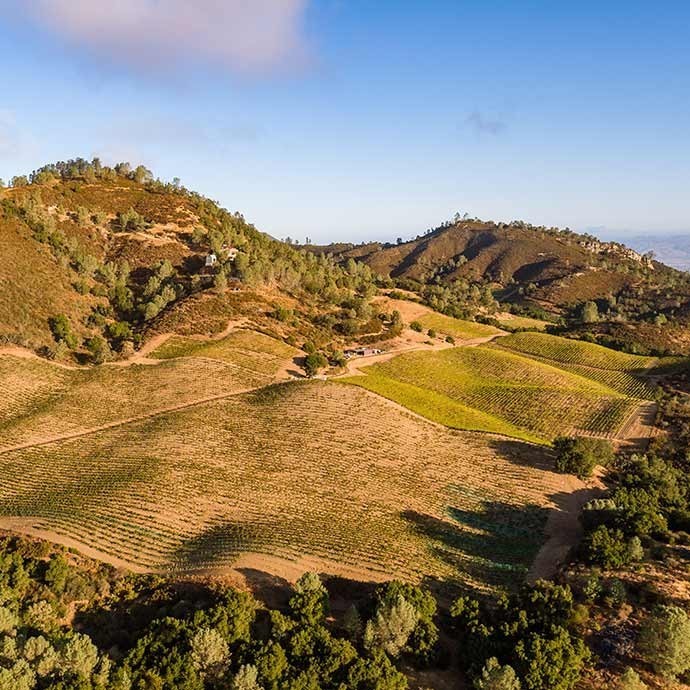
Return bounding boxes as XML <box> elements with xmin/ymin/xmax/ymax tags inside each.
<box><xmin>1</xmin><ymin>1</ymin><xmax>689</xmax><ymax>243</ymax></box>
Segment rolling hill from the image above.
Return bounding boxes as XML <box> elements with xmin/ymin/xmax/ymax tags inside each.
<box><xmin>316</xmin><ymin>219</ymin><xmax>690</xmax><ymax>354</ymax></box>
<box><xmin>0</xmin><ymin>158</ymin><xmax>677</xmax><ymax>601</ymax></box>
<box><xmin>0</xmin><ymin>159</ymin><xmax>380</xmax><ymax>360</ymax></box>
<box><xmin>0</xmin><ymin>348</ymin><xmax>573</xmax><ymax>593</ymax></box>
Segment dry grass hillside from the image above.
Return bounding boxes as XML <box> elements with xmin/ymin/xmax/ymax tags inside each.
<box><xmin>0</xmin><ymin>351</ymin><xmax>577</xmax><ymax>594</ymax></box>
<box><xmin>317</xmin><ymin>220</ymin><xmax>690</xmax><ymax>354</ymax></box>
<box><xmin>327</xmin><ymin>221</ymin><xmax>640</xmax><ymax>298</ymax></box>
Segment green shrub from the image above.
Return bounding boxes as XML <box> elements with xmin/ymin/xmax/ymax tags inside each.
<box><xmin>304</xmin><ymin>352</ymin><xmax>328</xmax><ymax>377</ymax></box>
<box><xmin>638</xmin><ymin>605</ymin><xmax>690</xmax><ymax>679</ymax></box>
<box><xmin>85</xmin><ymin>335</ymin><xmax>109</xmax><ymax>364</ymax></box>
<box><xmin>553</xmin><ymin>437</ymin><xmax>613</xmax><ymax>479</ymax></box>
<box><xmin>410</xmin><ymin>321</ymin><xmax>423</xmax><ymax>332</ymax></box>
<box><xmin>48</xmin><ymin>314</ymin><xmax>78</xmax><ymax>349</ymax></box>
<box><xmin>617</xmin><ymin>667</ymin><xmax>646</xmax><ymax>690</ymax></box>
<box><xmin>474</xmin><ymin>657</ymin><xmax>521</xmax><ymax>690</ymax></box>
<box><xmin>580</xmin><ymin>525</ymin><xmax>629</xmax><ymax>569</ymax></box>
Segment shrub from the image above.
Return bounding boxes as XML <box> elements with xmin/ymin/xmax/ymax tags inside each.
<box><xmin>410</xmin><ymin>321</ymin><xmax>423</xmax><ymax>332</ymax></box>
<box><xmin>514</xmin><ymin>626</ymin><xmax>589</xmax><ymax>690</ymax></box>
<box><xmin>48</xmin><ymin>314</ymin><xmax>78</xmax><ymax>350</ymax></box>
<box><xmin>580</xmin><ymin>525</ymin><xmax>629</xmax><ymax>569</ymax></box>
<box><xmin>552</xmin><ymin>437</ymin><xmax>613</xmax><ymax>479</ymax></box>
<box><xmin>363</xmin><ymin>594</ymin><xmax>418</xmax><ymax>657</ymax></box>
<box><xmin>474</xmin><ymin>657</ymin><xmax>521</xmax><ymax>690</ymax></box>
<box><xmin>272</xmin><ymin>306</ymin><xmax>293</xmax><ymax>322</ymax></box>
<box><xmin>427</xmin><ymin>328</ymin><xmax>437</xmax><ymax>338</ymax></box>
<box><xmin>213</xmin><ymin>271</ymin><xmax>227</xmax><ymax>292</ymax></box>
<box><xmin>288</xmin><ymin>572</ymin><xmax>328</xmax><ymax>626</ymax></box>
<box><xmin>638</xmin><ymin>605</ymin><xmax>690</xmax><ymax>679</ymax></box>
<box><xmin>582</xmin><ymin>574</ymin><xmax>602</xmax><ymax>603</ymax></box>
<box><xmin>118</xmin><ymin>207</ymin><xmax>146</xmax><ymax>231</ymax></box>
<box><xmin>189</xmin><ymin>627</ymin><xmax>230</xmax><ymax>680</ymax></box>
<box><xmin>372</xmin><ymin>581</ymin><xmax>439</xmax><ymax>666</ymax></box>
<box><xmin>304</xmin><ymin>352</ymin><xmax>328</xmax><ymax>377</ymax></box>
<box><xmin>604</xmin><ymin>579</ymin><xmax>627</xmax><ymax>608</ymax></box>
<box><xmin>617</xmin><ymin>667</ymin><xmax>646</xmax><ymax>690</ymax></box>
<box><xmin>85</xmin><ymin>335</ymin><xmax>109</xmax><ymax>364</ymax></box>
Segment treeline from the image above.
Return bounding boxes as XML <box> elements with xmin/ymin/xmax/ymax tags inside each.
<box><xmin>0</xmin><ymin>535</ymin><xmax>430</xmax><ymax>690</ymax></box>
<box><xmin>0</xmin><ymin>534</ymin><xmax>606</xmax><ymax>690</ymax></box>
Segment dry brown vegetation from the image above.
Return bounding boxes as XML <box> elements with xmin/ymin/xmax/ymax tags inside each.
<box><xmin>0</xmin><ymin>345</ymin><xmax>578</xmax><ymax>593</ymax></box>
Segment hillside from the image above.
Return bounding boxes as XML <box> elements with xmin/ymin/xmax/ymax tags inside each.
<box><xmin>1</xmin><ymin>162</ymin><xmax>689</xmax><ymax>690</ymax></box>
<box><xmin>316</xmin><ymin>219</ymin><xmax>690</xmax><ymax>354</ymax></box>
<box><xmin>0</xmin><ymin>159</ymin><xmax>381</xmax><ymax>361</ymax></box>
<box><xmin>0</xmin><ymin>348</ymin><xmax>573</xmax><ymax>594</ymax></box>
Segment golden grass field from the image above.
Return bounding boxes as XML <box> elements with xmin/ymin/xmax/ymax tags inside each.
<box><xmin>0</xmin><ymin>328</ymin><xmax>583</xmax><ymax>594</ymax></box>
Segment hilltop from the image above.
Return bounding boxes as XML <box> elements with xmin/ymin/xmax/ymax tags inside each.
<box><xmin>0</xmin><ymin>159</ymin><xmax>382</xmax><ymax>363</ymax></box>
<box><xmin>315</xmin><ymin>218</ymin><xmax>690</xmax><ymax>355</ymax></box>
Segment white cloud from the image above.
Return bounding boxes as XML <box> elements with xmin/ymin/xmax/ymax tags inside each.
<box><xmin>13</xmin><ymin>0</ymin><xmax>310</xmax><ymax>75</ymax></box>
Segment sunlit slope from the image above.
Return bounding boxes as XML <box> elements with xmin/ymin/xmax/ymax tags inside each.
<box><xmin>342</xmin><ymin>345</ymin><xmax>643</xmax><ymax>442</ymax></box>
<box><xmin>149</xmin><ymin>329</ymin><xmax>300</xmax><ymax>370</ymax></box>
<box><xmin>492</xmin><ymin>332</ymin><xmax>677</xmax><ymax>398</ymax></box>
<box><xmin>0</xmin><ymin>329</ymin><xmax>298</xmax><ymax>450</ymax></box>
<box><xmin>415</xmin><ymin>313</ymin><xmax>502</xmax><ymax>340</ymax></box>
<box><xmin>0</xmin><ymin>381</ymin><xmax>565</xmax><ymax>592</ymax></box>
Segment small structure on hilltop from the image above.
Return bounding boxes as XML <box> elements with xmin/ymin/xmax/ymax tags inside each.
<box><xmin>344</xmin><ymin>347</ymin><xmax>383</xmax><ymax>359</ymax></box>
<box><xmin>205</xmin><ymin>253</ymin><xmax>217</xmax><ymax>267</ymax></box>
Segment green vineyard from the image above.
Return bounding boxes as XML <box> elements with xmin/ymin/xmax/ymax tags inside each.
<box><xmin>343</xmin><ymin>342</ymin><xmax>650</xmax><ymax>442</ymax></box>
<box><xmin>494</xmin><ymin>332</ymin><xmax>662</xmax><ymax>370</ymax></box>
<box><xmin>415</xmin><ymin>313</ymin><xmax>502</xmax><ymax>340</ymax></box>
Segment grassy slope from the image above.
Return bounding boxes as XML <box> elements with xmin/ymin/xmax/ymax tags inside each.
<box><xmin>416</xmin><ymin>313</ymin><xmax>502</xmax><ymax>340</ymax></box>
<box><xmin>494</xmin><ymin>332</ymin><xmax>660</xmax><ymax>370</ymax></box>
<box><xmin>495</xmin><ymin>315</ymin><xmax>550</xmax><ymax>331</ymax></box>
<box><xmin>492</xmin><ymin>332</ymin><xmax>681</xmax><ymax>398</ymax></box>
<box><xmin>150</xmin><ymin>329</ymin><xmax>299</xmax><ymax>370</ymax></box>
<box><xmin>0</xmin><ymin>329</ymin><xmax>296</xmax><ymax>449</ymax></box>
<box><xmin>343</xmin><ymin>345</ymin><xmax>642</xmax><ymax>442</ymax></box>
<box><xmin>0</xmin><ymin>209</ymin><xmax>102</xmax><ymax>349</ymax></box>
<box><xmin>342</xmin><ymin>374</ymin><xmax>542</xmax><ymax>443</ymax></box>
<box><xmin>0</xmin><ymin>377</ymin><xmax>564</xmax><ymax>592</ymax></box>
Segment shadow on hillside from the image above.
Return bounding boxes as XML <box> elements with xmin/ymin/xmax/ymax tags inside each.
<box><xmin>402</xmin><ymin>500</ymin><xmax>550</xmax><ymax>599</ymax></box>
<box><xmin>235</xmin><ymin>568</ymin><xmax>294</xmax><ymax>608</ymax></box>
<box><xmin>287</xmin><ymin>355</ymin><xmax>306</xmax><ymax>378</ymax></box>
<box><xmin>234</xmin><ymin>569</ymin><xmax>381</xmax><ymax>612</ymax></box>
<box><xmin>170</xmin><ymin>523</ymin><xmax>255</xmax><ymax>572</ymax></box>
<box><xmin>487</xmin><ymin>437</ymin><xmax>555</xmax><ymax>473</ymax></box>
<box><xmin>405</xmin><ymin>481</ymin><xmax>605</xmax><ymax>601</ymax></box>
